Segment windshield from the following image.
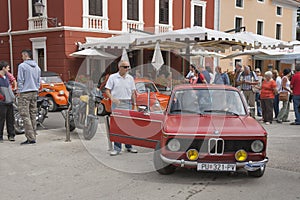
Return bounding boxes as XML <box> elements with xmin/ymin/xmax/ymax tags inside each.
<box><xmin>136</xmin><ymin>82</ymin><xmax>158</xmax><ymax>93</ymax></box>
<box><xmin>41</xmin><ymin>76</ymin><xmax>63</xmax><ymax>84</ymax></box>
<box><xmin>169</xmin><ymin>89</ymin><xmax>246</xmax><ymax>115</ymax></box>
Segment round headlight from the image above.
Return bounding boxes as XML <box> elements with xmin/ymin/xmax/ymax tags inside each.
<box><xmin>59</xmin><ymin>90</ymin><xmax>65</xmax><ymax>95</ymax></box>
<box><xmin>235</xmin><ymin>149</ymin><xmax>248</xmax><ymax>162</ymax></box>
<box><xmin>186</xmin><ymin>149</ymin><xmax>199</xmax><ymax>161</ymax></box>
<box><xmin>251</xmin><ymin>140</ymin><xmax>264</xmax><ymax>153</ymax></box>
<box><xmin>167</xmin><ymin>139</ymin><xmax>181</xmax><ymax>152</ymax></box>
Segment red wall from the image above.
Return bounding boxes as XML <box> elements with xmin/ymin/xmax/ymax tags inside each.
<box><xmin>108</xmin><ymin>0</ymin><xmax>123</xmax><ymax>31</ymax></box>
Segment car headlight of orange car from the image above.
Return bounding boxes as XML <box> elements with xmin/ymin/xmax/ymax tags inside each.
<box><xmin>58</xmin><ymin>90</ymin><xmax>65</xmax><ymax>96</ymax></box>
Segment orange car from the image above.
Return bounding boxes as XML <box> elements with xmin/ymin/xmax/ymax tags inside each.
<box><xmin>97</xmin><ymin>78</ymin><xmax>170</xmax><ymax>115</ymax></box>
<box><xmin>39</xmin><ymin>71</ymin><xmax>69</xmax><ymax>112</ymax></box>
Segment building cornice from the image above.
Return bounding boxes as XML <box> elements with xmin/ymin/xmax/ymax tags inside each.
<box><xmin>0</xmin><ymin>26</ymin><xmax>124</xmax><ymax>37</ymax></box>
<box><xmin>272</xmin><ymin>0</ymin><xmax>300</xmax><ymax>8</ymax></box>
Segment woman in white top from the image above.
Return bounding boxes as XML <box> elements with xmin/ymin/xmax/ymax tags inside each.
<box><xmin>277</xmin><ymin>68</ymin><xmax>293</xmax><ymax>123</ymax></box>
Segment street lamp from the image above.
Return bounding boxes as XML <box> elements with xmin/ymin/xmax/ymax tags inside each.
<box><xmin>34</xmin><ymin>0</ymin><xmax>58</xmax><ymax>27</ymax></box>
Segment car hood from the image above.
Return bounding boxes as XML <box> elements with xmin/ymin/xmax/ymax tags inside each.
<box><xmin>163</xmin><ymin>114</ymin><xmax>266</xmax><ymax>136</ymax></box>
<box><xmin>42</xmin><ymin>83</ymin><xmax>66</xmax><ymax>90</ymax></box>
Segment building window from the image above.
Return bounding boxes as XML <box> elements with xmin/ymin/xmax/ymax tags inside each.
<box><xmin>194</xmin><ymin>5</ymin><xmax>203</xmax><ymax>26</ymax></box>
<box><xmin>276</xmin><ymin>24</ymin><xmax>281</xmax><ymax>40</ymax></box>
<box><xmin>127</xmin><ymin>0</ymin><xmax>139</xmax><ymax>20</ymax></box>
<box><xmin>236</xmin><ymin>0</ymin><xmax>243</xmax><ymax>8</ymax></box>
<box><xmin>159</xmin><ymin>0</ymin><xmax>169</xmax><ymax>24</ymax></box>
<box><xmin>83</xmin><ymin>0</ymin><xmax>108</xmax><ymax>30</ymax></box>
<box><xmin>276</xmin><ymin>6</ymin><xmax>282</xmax><ymax>16</ymax></box>
<box><xmin>255</xmin><ymin>60</ymin><xmax>263</xmax><ymax>72</ymax></box>
<box><xmin>89</xmin><ymin>0</ymin><xmax>103</xmax><ymax>16</ymax></box>
<box><xmin>257</xmin><ymin>21</ymin><xmax>263</xmax><ymax>35</ymax></box>
<box><xmin>31</xmin><ymin>0</ymin><xmax>43</xmax><ymax>17</ymax></box>
<box><xmin>235</xmin><ymin>17</ymin><xmax>242</xmax><ymax>32</ymax></box>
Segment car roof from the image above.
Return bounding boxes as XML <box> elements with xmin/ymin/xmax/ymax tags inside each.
<box><xmin>173</xmin><ymin>84</ymin><xmax>239</xmax><ymax>91</ymax></box>
<box><xmin>41</xmin><ymin>71</ymin><xmax>60</xmax><ymax>77</ymax></box>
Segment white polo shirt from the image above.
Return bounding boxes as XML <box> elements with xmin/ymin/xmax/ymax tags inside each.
<box><xmin>105</xmin><ymin>72</ymin><xmax>136</xmax><ymax>100</ymax></box>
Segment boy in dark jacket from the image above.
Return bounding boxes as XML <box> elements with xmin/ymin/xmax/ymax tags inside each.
<box><xmin>0</xmin><ymin>61</ymin><xmax>15</xmax><ymax>142</ymax></box>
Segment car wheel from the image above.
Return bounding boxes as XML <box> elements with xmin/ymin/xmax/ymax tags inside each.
<box><xmin>97</xmin><ymin>103</ymin><xmax>107</xmax><ymax>116</ymax></box>
<box><xmin>248</xmin><ymin>165</ymin><xmax>266</xmax><ymax>177</ymax></box>
<box><xmin>47</xmin><ymin>96</ymin><xmax>57</xmax><ymax>112</ymax></box>
<box><xmin>153</xmin><ymin>142</ymin><xmax>176</xmax><ymax>175</ymax></box>
<box><xmin>14</xmin><ymin>112</ymin><xmax>25</xmax><ymax>134</ymax></box>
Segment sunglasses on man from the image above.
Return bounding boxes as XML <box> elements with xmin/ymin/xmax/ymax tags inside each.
<box><xmin>121</xmin><ymin>66</ymin><xmax>130</xmax><ymax>69</ymax></box>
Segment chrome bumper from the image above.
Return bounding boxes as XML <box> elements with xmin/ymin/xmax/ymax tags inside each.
<box><xmin>160</xmin><ymin>154</ymin><xmax>269</xmax><ymax>171</ymax></box>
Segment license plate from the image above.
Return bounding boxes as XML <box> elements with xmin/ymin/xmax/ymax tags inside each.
<box><xmin>197</xmin><ymin>163</ymin><xmax>236</xmax><ymax>172</ymax></box>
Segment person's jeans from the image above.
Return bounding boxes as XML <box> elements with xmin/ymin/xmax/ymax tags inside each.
<box><xmin>0</xmin><ymin>104</ymin><xmax>15</xmax><ymax>138</ymax></box>
<box><xmin>273</xmin><ymin>94</ymin><xmax>280</xmax><ymax>118</ymax></box>
<box><xmin>292</xmin><ymin>95</ymin><xmax>300</xmax><ymax>124</ymax></box>
<box><xmin>255</xmin><ymin>92</ymin><xmax>262</xmax><ymax>116</ymax></box>
<box><xmin>277</xmin><ymin>100</ymin><xmax>290</xmax><ymax>121</ymax></box>
<box><xmin>19</xmin><ymin>92</ymin><xmax>38</xmax><ymax>141</ymax></box>
<box><xmin>112</xmin><ymin>100</ymin><xmax>133</xmax><ymax>152</ymax></box>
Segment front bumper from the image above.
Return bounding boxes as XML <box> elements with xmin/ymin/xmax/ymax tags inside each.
<box><xmin>160</xmin><ymin>154</ymin><xmax>269</xmax><ymax>172</ymax></box>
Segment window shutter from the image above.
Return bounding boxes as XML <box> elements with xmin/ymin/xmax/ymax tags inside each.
<box><xmin>89</xmin><ymin>0</ymin><xmax>103</xmax><ymax>16</ymax></box>
<box><xmin>194</xmin><ymin>5</ymin><xmax>203</xmax><ymax>26</ymax></box>
<box><xmin>159</xmin><ymin>0</ymin><xmax>169</xmax><ymax>24</ymax></box>
<box><xmin>128</xmin><ymin>0</ymin><xmax>139</xmax><ymax>21</ymax></box>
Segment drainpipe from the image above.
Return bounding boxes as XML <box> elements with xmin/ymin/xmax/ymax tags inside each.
<box><xmin>8</xmin><ymin>0</ymin><xmax>13</xmax><ymax>74</ymax></box>
<box><xmin>182</xmin><ymin>0</ymin><xmax>185</xmax><ymax>28</ymax></box>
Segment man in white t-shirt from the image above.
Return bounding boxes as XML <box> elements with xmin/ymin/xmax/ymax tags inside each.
<box><xmin>105</xmin><ymin>60</ymin><xmax>138</xmax><ymax>156</ymax></box>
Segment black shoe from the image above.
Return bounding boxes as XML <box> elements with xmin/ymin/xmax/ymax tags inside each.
<box><xmin>277</xmin><ymin>120</ymin><xmax>282</xmax><ymax>123</ymax></box>
<box><xmin>0</xmin><ymin>137</ymin><xmax>3</xmax><ymax>143</ymax></box>
<box><xmin>8</xmin><ymin>136</ymin><xmax>15</xmax><ymax>142</ymax></box>
<box><xmin>290</xmin><ymin>122</ymin><xmax>300</xmax><ymax>125</ymax></box>
<box><xmin>20</xmin><ymin>140</ymin><xmax>36</xmax><ymax>145</ymax></box>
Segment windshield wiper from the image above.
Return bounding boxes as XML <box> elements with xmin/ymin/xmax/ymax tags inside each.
<box><xmin>204</xmin><ymin>109</ymin><xmax>239</xmax><ymax>116</ymax></box>
<box><xmin>171</xmin><ymin>109</ymin><xmax>203</xmax><ymax>115</ymax></box>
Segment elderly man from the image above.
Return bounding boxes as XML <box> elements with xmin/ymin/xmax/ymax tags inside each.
<box><xmin>237</xmin><ymin>66</ymin><xmax>259</xmax><ymax>117</ymax></box>
<box><xmin>105</xmin><ymin>60</ymin><xmax>138</xmax><ymax>156</ymax></box>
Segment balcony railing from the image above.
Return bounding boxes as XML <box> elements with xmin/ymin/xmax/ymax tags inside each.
<box><xmin>122</xmin><ymin>20</ymin><xmax>144</xmax><ymax>32</ymax></box>
<box><xmin>28</xmin><ymin>17</ymin><xmax>48</xmax><ymax>30</ymax></box>
<box><xmin>83</xmin><ymin>15</ymin><xmax>109</xmax><ymax>31</ymax></box>
<box><xmin>155</xmin><ymin>24</ymin><xmax>173</xmax><ymax>34</ymax></box>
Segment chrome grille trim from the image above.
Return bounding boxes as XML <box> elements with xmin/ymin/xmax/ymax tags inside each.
<box><xmin>208</xmin><ymin>138</ymin><xmax>224</xmax><ymax>155</ymax></box>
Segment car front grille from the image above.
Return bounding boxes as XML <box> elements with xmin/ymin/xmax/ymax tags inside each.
<box><xmin>168</xmin><ymin>138</ymin><xmax>255</xmax><ymax>154</ymax></box>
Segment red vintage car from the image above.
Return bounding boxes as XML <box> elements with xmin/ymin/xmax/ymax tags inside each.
<box><xmin>97</xmin><ymin>78</ymin><xmax>170</xmax><ymax>115</ymax></box>
<box><xmin>109</xmin><ymin>84</ymin><xmax>268</xmax><ymax>177</ymax></box>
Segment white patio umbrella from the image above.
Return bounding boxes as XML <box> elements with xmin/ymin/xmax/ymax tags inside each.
<box><xmin>80</xmin><ymin>32</ymin><xmax>149</xmax><ymax>50</ymax></box>
<box><xmin>151</xmin><ymin>42</ymin><xmax>164</xmax><ymax>71</ymax></box>
<box><xmin>69</xmin><ymin>48</ymin><xmax>117</xmax><ymax>59</ymax></box>
<box><xmin>134</xmin><ymin>26</ymin><xmax>252</xmax><ymax>51</ymax></box>
<box><xmin>232</xmin><ymin>32</ymin><xmax>290</xmax><ymax>49</ymax></box>
<box><xmin>120</xmin><ymin>48</ymin><xmax>130</xmax><ymax>63</ymax></box>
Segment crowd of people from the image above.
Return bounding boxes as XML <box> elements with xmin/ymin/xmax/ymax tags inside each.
<box><xmin>185</xmin><ymin>63</ymin><xmax>300</xmax><ymax>125</ymax></box>
<box><xmin>0</xmin><ymin>49</ymin><xmax>41</xmax><ymax>144</ymax></box>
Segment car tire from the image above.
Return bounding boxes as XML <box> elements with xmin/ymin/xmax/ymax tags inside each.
<box><xmin>14</xmin><ymin>112</ymin><xmax>25</xmax><ymax>134</ymax></box>
<box><xmin>97</xmin><ymin>103</ymin><xmax>107</xmax><ymax>116</ymax></box>
<box><xmin>153</xmin><ymin>142</ymin><xmax>176</xmax><ymax>175</ymax></box>
<box><xmin>47</xmin><ymin>96</ymin><xmax>57</xmax><ymax>112</ymax></box>
<box><xmin>248</xmin><ymin>165</ymin><xmax>266</xmax><ymax>177</ymax></box>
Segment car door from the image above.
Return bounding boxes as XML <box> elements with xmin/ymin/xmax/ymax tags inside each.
<box><xmin>109</xmin><ymin>108</ymin><xmax>164</xmax><ymax>149</ymax></box>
